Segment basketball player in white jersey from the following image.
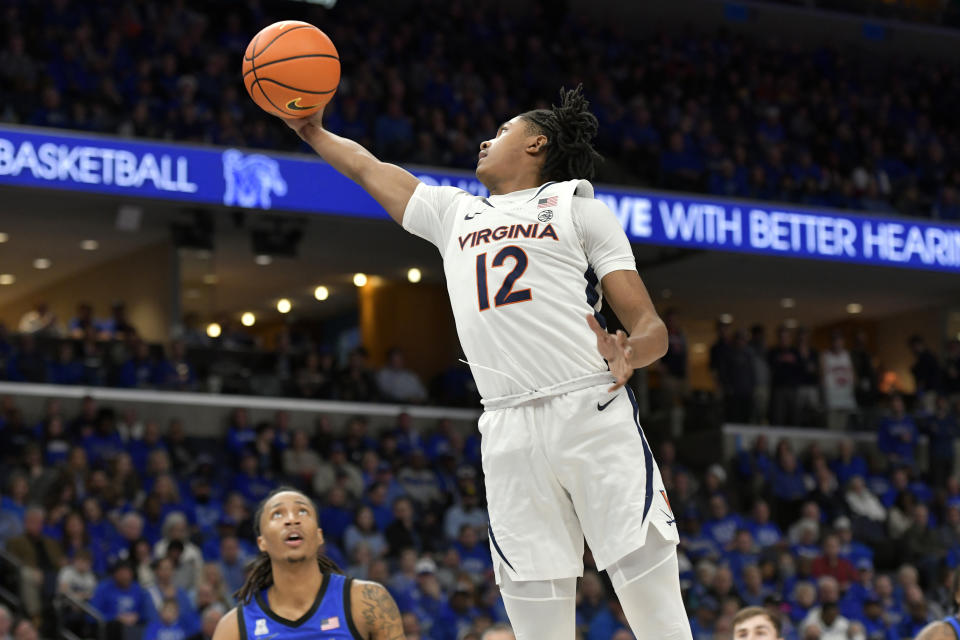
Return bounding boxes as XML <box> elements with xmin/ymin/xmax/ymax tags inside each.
<box><xmin>280</xmin><ymin>85</ymin><xmax>692</xmax><ymax>639</ymax></box>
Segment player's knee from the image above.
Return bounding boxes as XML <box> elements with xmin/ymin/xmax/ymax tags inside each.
<box><xmin>499</xmin><ymin>571</ymin><xmax>577</xmax><ymax>601</ymax></box>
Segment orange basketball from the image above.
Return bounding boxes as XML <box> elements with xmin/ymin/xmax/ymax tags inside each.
<box><xmin>242</xmin><ymin>21</ymin><xmax>340</xmax><ymax>118</ymax></box>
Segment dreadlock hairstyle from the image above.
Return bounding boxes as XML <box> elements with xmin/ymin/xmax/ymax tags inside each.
<box><xmin>234</xmin><ymin>486</ymin><xmax>341</xmax><ymax>604</ymax></box>
<box><xmin>520</xmin><ymin>84</ymin><xmax>604</xmax><ymax>183</ymax></box>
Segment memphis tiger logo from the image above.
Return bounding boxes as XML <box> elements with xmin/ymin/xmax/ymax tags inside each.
<box><xmin>222</xmin><ymin>149</ymin><xmax>288</xmax><ymax>209</ymax></box>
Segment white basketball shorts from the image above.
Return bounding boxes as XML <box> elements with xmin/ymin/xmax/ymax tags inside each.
<box><xmin>480</xmin><ymin>383</ymin><xmax>679</xmax><ymax>584</ymax></box>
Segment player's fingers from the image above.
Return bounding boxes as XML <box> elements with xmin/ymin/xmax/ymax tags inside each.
<box><xmin>586</xmin><ymin>314</ymin><xmax>607</xmax><ymax>339</ymax></box>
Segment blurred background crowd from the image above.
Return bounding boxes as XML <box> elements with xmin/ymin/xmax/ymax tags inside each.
<box><xmin>1</xmin><ymin>0</ymin><xmax>959</xmax><ymax>219</ymax></box>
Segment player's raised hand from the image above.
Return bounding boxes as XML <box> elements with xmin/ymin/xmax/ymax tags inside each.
<box><xmin>586</xmin><ymin>313</ymin><xmax>635</xmax><ymax>392</ymax></box>
<box><xmin>278</xmin><ymin>105</ymin><xmax>326</xmax><ymax>135</ymax></box>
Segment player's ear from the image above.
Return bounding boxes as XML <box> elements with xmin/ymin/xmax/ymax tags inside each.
<box><xmin>256</xmin><ymin>535</ymin><xmax>267</xmax><ymax>553</ymax></box>
<box><xmin>317</xmin><ymin>528</ymin><xmax>324</xmax><ymax>546</ymax></box>
<box><xmin>526</xmin><ymin>134</ymin><xmax>548</xmax><ymax>155</ymax></box>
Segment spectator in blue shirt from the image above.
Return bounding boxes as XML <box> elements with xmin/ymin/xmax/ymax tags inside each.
<box><xmin>48</xmin><ymin>342</ymin><xmax>85</xmax><ymax>385</ymax></box>
<box><xmin>771</xmin><ymin>444</ymin><xmax>809</xmax><ymax>526</ymax></box>
<box><xmin>451</xmin><ymin>525</ymin><xmax>492</xmax><ymax>578</ymax></box>
<box><xmin>831</xmin><ymin>439</ymin><xmax>868</xmax><ymax>487</ymax></box>
<box><xmin>230</xmin><ymin>452</ymin><xmax>272</xmax><ymax>504</ymax></box>
<box><xmin>877</xmin><ymin>396</ymin><xmax>918</xmax><ymax>467</ymax></box>
<box><xmin>748</xmin><ymin>500</ymin><xmax>783</xmax><ymax>549</ymax></box>
<box><xmin>225</xmin><ymin>408</ymin><xmax>255</xmax><ymax>462</ymax></box>
<box><xmin>925</xmin><ymin>395</ymin><xmax>959</xmax><ymax>486</ymax></box>
<box><xmin>118</xmin><ymin>341</ymin><xmax>158</xmax><ymax>388</ymax></box>
<box><xmin>90</xmin><ymin>560</ymin><xmax>156</xmax><ymax>632</ymax></box>
<box><xmin>704</xmin><ymin>495</ymin><xmax>743</xmax><ymax>550</ymax></box>
<box><xmin>142</xmin><ymin>598</ymin><xmax>189</xmax><ymax>640</ymax></box>
<box><xmin>215</xmin><ymin>535</ymin><xmax>249</xmax><ymax>595</ymax></box>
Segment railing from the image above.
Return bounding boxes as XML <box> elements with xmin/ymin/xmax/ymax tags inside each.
<box><xmin>0</xmin><ymin>549</ymin><xmax>22</xmax><ymax>612</ymax></box>
<box><xmin>55</xmin><ymin>592</ymin><xmax>106</xmax><ymax>640</ymax></box>
<box><xmin>0</xmin><ymin>381</ymin><xmax>482</xmax><ymax>439</ymax></box>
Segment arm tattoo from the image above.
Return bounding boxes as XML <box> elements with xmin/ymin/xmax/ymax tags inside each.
<box><xmin>359</xmin><ymin>583</ymin><xmax>404</xmax><ymax>640</ymax></box>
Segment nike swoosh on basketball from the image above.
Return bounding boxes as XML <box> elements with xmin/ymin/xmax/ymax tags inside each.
<box><xmin>597</xmin><ymin>395</ymin><xmax>619</xmax><ymax>411</ymax></box>
<box><xmin>286</xmin><ymin>97</ymin><xmax>322</xmax><ymax>111</ymax></box>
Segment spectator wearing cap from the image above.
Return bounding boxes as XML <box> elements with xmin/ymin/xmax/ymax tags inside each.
<box><xmin>410</xmin><ymin>558</ymin><xmax>456</xmax><ymax>639</ymax></box>
<box><xmin>6</xmin><ymin>506</ymin><xmax>63</xmax><ymax>620</ymax></box>
<box><xmin>878</xmin><ymin>395</ymin><xmax>919</xmax><ymax>469</ymax></box>
<box><xmin>443</xmin><ymin>484</ymin><xmax>488</xmax><ymax>542</ymax></box>
<box><xmin>90</xmin><ymin>559</ymin><xmax>157</xmax><ymax>639</ymax></box>
<box><xmin>377</xmin><ymin>348</ymin><xmax>428</xmax><ymax>404</ymax></box>
<box><xmin>312</xmin><ymin>442</ymin><xmax>364</xmax><ymax>501</ymax></box>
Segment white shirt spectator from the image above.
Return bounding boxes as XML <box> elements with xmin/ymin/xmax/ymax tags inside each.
<box><xmin>822</xmin><ymin>348</ymin><xmax>857</xmax><ymax>410</ymax></box>
<box><xmin>845</xmin><ymin>483</ymin><xmax>886</xmax><ymax>522</ymax></box>
<box><xmin>57</xmin><ymin>564</ymin><xmax>97</xmax><ymax>601</ymax></box>
<box><xmin>377</xmin><ymin>349</ymin><xmax>428</xmax><ymax>403</ymax></box>
<box><xmin>802</xmin><ymin>607</ymin><xmax>850</xmax><ymax>640</ymax></box>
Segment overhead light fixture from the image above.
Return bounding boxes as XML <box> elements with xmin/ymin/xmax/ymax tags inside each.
<box><xmin>0</xmin><ymin>274</ymin><xmax>14</xmax><ymax>285</ymax></box>
<box><xmin>206</xmin><ymin>322</ymin><xmax>222</xmax><ymax>338</ymax></box>
<box><xmin>255</xmin><ymin>254</ymin><xmax>272</xmax><ymax>266</ymax></box>
<box><xmin>407</xmin><ymin>267</ymin><xmax>422</xmax><ymax>283</ymax></box>
<box><xmin>277</xmin><ymin>298</ymin><xmax>292</xmax><ymax>314</ymax></box>
<box><xmin>780</xmin><ymin>298</ymin><xmax>795</xmax><ymax>308</ymax></box>
<box><xmin>80</xmin><ymin>239</ymin><xmax>99</xmax><ymax>251</ymax></box>
<box><xmin>202</xmin><ymin>274</ymin><xmax>219</xmax><ymax>285</ymax></box>
<box><xmin>314</xmin><ymin>286</ymin><xmax>329</xmax><ymax>301</ymax></box>
<box><xmin>846</xmin><ymin>303</ymin><xmax>863</xmax><ymax>315</ymax></box>
<box><xmin>0</xmin><ymin>232</ymin><xmax>9</xmax><ymax>243</ymax></box>
<box><xmin>241</xmin><ymin>312</ymin><xmax>256</xmax><ymax>327</ymax></box>
<box><xmin>33</xmin><ymin>258</ymin><xmax>51</xmax><ymax>270</ymax></box>
<box><xmin>719</xmin><ymin>313</ymin><xmax>734</xmax><ymax>324</ymax></box>
<box><xmin>353</xmin><ymin>273</ymin><xmax>368</xmax><ymax>287</ymax></box>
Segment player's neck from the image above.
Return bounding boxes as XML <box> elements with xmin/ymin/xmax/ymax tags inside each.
<box><xmin>268</xmin><ymin>560</ymin><xmax>324</xmax><ymax>608</ymax></box>
<box><xmin>486</xmin><ymin>174</ymin><xmax>542</xmax><ymax>196</ymax></box>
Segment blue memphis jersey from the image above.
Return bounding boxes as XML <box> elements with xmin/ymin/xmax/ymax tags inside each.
<box><xmin>945</xmin><ymin>615</ymin><xmax>960</xmax><ymax>639</ymax></box>
<box><xmin>238</xmin><ymin>573</ymin><xmax>360</xmax><ymax>640</ymax></box>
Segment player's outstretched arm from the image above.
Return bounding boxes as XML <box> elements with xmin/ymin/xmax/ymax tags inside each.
<box><xmin>351</xmin><ymin>580</ymin><xmax>405</xmax><ymax>640</ymax></box>
<box><xmin>914</xmin><ymin>621</ymin><xmax>955</xmax><ymax>640</ymax></box>
<box><xmin>280</xmin><ymin>110</ymin><xmax>420</xmax><ymax>225</ymax></box>
<box><xmin>210</xmin><ymin>608</ymin><xmax>240</xmax><ymax>640</ymax></box>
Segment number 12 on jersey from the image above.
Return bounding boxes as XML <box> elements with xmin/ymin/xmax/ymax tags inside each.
<box><xmin>476</xmin><ymin>245</ymin><xmax>532</xmax><ymax>311</ymax></box>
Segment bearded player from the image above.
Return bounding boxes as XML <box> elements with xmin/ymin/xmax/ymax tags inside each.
<box><xmin>212</xmin><ymin>487</ymin><xmax>404</xmax><ymax>640</ymax></box>
<box><xmin>280</xmin><ymin>85</ymin><xmax>690</xmax><ymax>639</ymax></box>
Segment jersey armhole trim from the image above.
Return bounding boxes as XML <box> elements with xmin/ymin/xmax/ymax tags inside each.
<box><xmin>343</xmin><ymin>577</ymin><xmax>365</xmax><ymax>640</ymax></box>
<box><xmin>236</xmin><ymin>607</ymin><xmax>248</xmax><ymax>640</ymax></box>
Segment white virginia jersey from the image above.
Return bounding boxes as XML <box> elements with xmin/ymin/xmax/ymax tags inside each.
<box><xmin>402</xmin><ymin>179</ymin><xmax>637</xmax><ymax>406</ymax></box>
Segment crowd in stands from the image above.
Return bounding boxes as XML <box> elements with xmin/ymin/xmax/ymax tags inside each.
<box><xmin>660</xmin><ymin>310</ymin><xmax>960</xmax><ymax>434</ymax></box>
<box><xmin>1</xmin><ymin>1</ymin><xmax>959</xmax><ymax>219</ymax></box>
<box><xmin>1</xmin><ymin>301</ymin><xmax>478</xmax><ymax>407</ymax></box>
<box><xmin>0</xmin><ymin>386</ymin><xmax>959</xmax><ymax>640</ymax></box>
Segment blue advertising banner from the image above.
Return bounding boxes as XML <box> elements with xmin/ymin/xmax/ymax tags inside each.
<box><xmin>1</xmin><ymin>125</ymin><xmax>958</xmax><ymax>272</ymax></box>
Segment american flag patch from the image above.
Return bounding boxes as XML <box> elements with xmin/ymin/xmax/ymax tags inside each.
<box><xmin>538</xmin><ymin>196</ymin><xmax>558</xmax><ymax>208</ymax></box>
<box><xmin>320</xmin><ymin>617</ymin><xmax>340</xmax><ymax>631</ymax></box>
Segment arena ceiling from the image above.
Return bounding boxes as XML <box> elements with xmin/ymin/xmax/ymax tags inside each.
<box><xmin>1</xmin><ymin>185</ymin><xmax>958</xmax><ymax>339</ymax></box>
